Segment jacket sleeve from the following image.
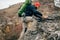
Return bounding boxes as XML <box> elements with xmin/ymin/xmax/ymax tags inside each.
<box><xmin>18</xmin><ymin>0</ymin><xmax>31</xmax><ymax>17</ymax></box>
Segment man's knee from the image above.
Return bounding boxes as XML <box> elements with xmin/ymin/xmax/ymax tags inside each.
<box><xmin>24</xmin><ymin>16</ymin><xmax>33</xmax><ymax>23</ymax></box>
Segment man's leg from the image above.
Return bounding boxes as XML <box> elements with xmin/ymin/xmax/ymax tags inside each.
<box><xmin>24</xmin><ymin>16</ymin><xmax>38</xmax><ymax>34</ymax></box>
<box><xmin>18</xmin><ymin>17</ymin><xmax>25</xmax><ymax>40</ymax></box>
<box><xmin>24</xmin><ymin>16</ymin><xmax>33</xmax><ymax>31</ymax></box>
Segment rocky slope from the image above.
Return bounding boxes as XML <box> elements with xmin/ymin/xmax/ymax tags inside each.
<box><xmin>0</xmin><ymin>0</ymin><xmax>60</xmax><ymax>40</ymax></box>
<box><xmin>0</xmin><ymin>3</ymin><xmax>23</xmax><ymax>40</ymax></box>
<box><xmin>19</xmin><ymin>0</ymin><xmax>60</xmax><ymax>40</ymax></box>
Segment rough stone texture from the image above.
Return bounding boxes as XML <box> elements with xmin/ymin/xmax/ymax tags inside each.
<box><xmin>19</xmin><ymin>0</ymin><xmax>60</xmax><ymax>40</ymax></box>
<box><xmin>0</xmin><ymin>3</ymin><xmax>23</xmax><ymax>40</ymax></box>
<box><xmin>0</xmin><ymin>0</ymin><xmax>60</xmax><ymax>40</ymax></box>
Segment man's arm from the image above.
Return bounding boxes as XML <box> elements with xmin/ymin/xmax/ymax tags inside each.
<box><xmin>18</xmin><ymin>0</ymin><xmax>31</xmax><ymax>17</ymax></box>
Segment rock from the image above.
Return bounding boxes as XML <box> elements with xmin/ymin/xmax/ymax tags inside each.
<box><xmin>0</xmin><ymin>0</ymin><xmax>60</xmax><ymax>40</ymax></box>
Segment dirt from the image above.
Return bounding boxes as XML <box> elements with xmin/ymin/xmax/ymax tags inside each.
<box><xmin>0</xmin><ymin>0</ymin><xmax>60</xmax><ymax>40</ymax></box>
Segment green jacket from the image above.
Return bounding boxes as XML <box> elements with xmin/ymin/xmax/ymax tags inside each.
<box><xmin>18</xmin><ymin>0</ymin><xmax>31</xmax><ymax>16</ymax></box>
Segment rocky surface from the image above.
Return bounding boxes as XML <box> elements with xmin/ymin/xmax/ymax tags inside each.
<box><xmin>0</xmin><ymin>0</ymin><xmax>60</xmax><ymax>40</ymax></box>
<box><xmin>19</xmin><ymin>0</ymin><xmax>60</xmax><ymax>40</ymax></box>
<box><xmin>0</xmin><ymin>3</ymin><xmax>23</xmax><ymax>40</ymax></box>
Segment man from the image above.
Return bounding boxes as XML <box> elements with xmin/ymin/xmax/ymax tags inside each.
<box><xmin>18</xmin><ymin>0</ymin><xmax>42</xmax><ymax>21</ymax></box>
<box><xmin>18</xmin><ymin>0</ymin><xmax>42</xmax><ymax>33</ymax></box>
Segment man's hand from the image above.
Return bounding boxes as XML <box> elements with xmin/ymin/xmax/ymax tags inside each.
<box><xmin>42</xmin><ymin>15</ymin><xmax>48</xmax><ymax>19</ymax></box>
<box><xmin>18</xmin><ymin>13</ymin><xmax>25</xmax><ymax>17</ymax></box>
<box><xmin>22</xmin><ymin>13</ymin><xmax>25</xmax><ymax>16</ymax></box>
